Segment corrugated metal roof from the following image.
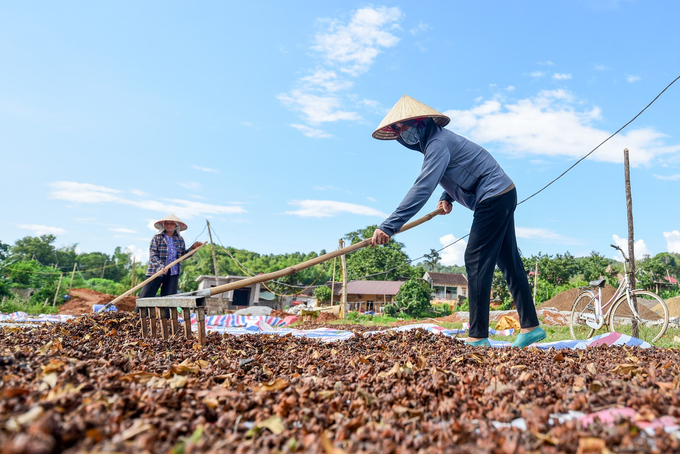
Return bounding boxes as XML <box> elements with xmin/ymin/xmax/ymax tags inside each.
<box><xmin>346</xmin><ymin>280</ymin><xmax>406</xmax><ymax>295</ymax></box>
<box><xmin>424</xmin><ymin>272</ymin><xmax>468</xmax><ymax>286</ymax></box>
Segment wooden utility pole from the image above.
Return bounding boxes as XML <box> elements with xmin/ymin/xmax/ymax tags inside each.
<box><xmin>623</xmin><ymin>148</ymin><xmax>639</xmax><ymax>338</ymax></box>
<box><xmin>68</xmin><ymin>262</ymin><xmax>77</xmax><ymax>296</ymax></box>
<box><xmin>101</xmin><ymin>260</ymin><xmax>107</xmax><ymax>279</ymax></box>
<box><xmin>130</xmin><ymin>258</ymin><xmax>137</xmax><ymax>289</ymax></box>
<box><xmin>206</xmin><ymin>220</ymin><xmax>222</xmax><ymax>304</ymax></box>
<box><xmin>533</xmin><ymin>260</ymin><xmax>538</xmax><ymax>303</ymax></box>
<box><xmin>340</xmin><ymin>239</ymin><xmax>348</xmax><ymax>317</ymax></box>
<box><xmin>53</xmin><ymin>273</ymin><xmax>64</xmax><ymax>306</ymax></box>
<box><xmin>330</xmin><ymin>257</ymin><xmax>337</xmax><ymax>306</ymax></box>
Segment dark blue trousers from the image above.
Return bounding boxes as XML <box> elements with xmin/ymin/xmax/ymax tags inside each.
<box><xmin>465</xmin><ymin>188</ymin><xmax>539</xmax><ymax>338</ymax></box>
<box><xmin>138</xmin><ymin>273</ymin><xmax>179</xmax><ymax>317</ymax></box>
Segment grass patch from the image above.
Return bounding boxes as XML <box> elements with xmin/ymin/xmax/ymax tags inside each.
<box><xmin>298</xmin><ymin>313</ymin><xmax>680</xmax><ymax>348</ymax></box>
<box><xmin>0</xmin><ymin>297</ymin><xmax>60</xmax><ymax>315</ymax></box>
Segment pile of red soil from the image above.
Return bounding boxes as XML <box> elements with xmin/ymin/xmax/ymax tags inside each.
<box><xmin>270</xmin><ymin>309</ymin><xmax>291</xmax><ymax>318</ymax></box>
<box><xmin>59</xmin><ymin>288</ymin><xmax>137</xmax><ymax>315</ymax></box>
<box><xmin>317</xmin><ymin>311</ymin><xmax>339</xmax><ymax>322</ymax></box>
<box><xmin>538</xmin><ymin>285</ymin><xmax>617</xmax><ymax>312</ymax></box>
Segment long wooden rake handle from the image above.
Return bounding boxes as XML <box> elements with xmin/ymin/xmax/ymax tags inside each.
<box><xmin>200</xmin><ymin>207</ymin><xmax>444</xmax><ymax>297</ymax></box>
<box><xmin>99</xmin><ymin>242</ymin><xmax>207</xmax><ymax>311</ymax></box>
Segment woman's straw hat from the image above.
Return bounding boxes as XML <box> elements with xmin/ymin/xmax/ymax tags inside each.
<box><xmin>154</xmin><ymin>214</ymin><xmax>188</xmax><ymax>232</ymax></box>
<box><xmin>372</xmin><ymin>95</ymin><xmax>450</xmax><ymax>140</ymax></box>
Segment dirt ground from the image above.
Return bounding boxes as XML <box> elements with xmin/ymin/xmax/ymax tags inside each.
<box><xmin>58</xmin><ymin>288</ymin><xmax>136</xmax><ymax>315</ymax></box>
<box><xmin>2</xmin><ymin>312</ymin><xmax>680</xmax><ymax>453</ymax></box>
<box><xmin>657</xmin><ymin>295</ymin><xmax>680</xmax><ymax>317</ymax></box>
<box><xmin>537</xmin><ymin>285</ymin><xmax>618</xmax><ymax>312</ymax></box>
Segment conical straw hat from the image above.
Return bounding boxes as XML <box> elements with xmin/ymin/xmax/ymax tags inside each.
<box><xmin>372</xmin><ymin>95</ymin><xmax>450</xmax><ymax>140</ymax></box>
<box><xmin>154</xmin><ymin>214</ymin><xmax>188</xmax><ymax>231</ymax></box>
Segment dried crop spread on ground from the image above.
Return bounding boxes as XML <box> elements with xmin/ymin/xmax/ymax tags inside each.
<box><xmin>2</xmin><ymin>314</ymin><xmax>680</xmax><ymax>453</ymax></box>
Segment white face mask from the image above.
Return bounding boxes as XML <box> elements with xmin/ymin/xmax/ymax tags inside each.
<box><xmin>400</xmin><ymin>127</ymin><xmax>419</xmax><ymax>145</ymax></box>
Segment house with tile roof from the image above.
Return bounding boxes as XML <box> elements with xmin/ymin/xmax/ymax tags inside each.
<box><xmin>422</xmin><ymin>272</ymin><xmax>468</xmax><ymax>301</ymax></box>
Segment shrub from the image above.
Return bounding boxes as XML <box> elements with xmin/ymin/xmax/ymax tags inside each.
<box><xmin>388</xmin><ymin>279</ymin><xmax>434</xmax><ymax>317</ymax></box>
<box><xmin>1</xmin><ymin>295</ymin><xmax>59</xmax><ymax>315</ymax></box>
<box><xmin>314</xmin><ymin>286</ymin><xmax>332</xmax><ymax>304</ymax></box>
<box><xmin>86</xmin><ymin>278</ymin><xmax>126</xmax><ymax>296</ymax></box>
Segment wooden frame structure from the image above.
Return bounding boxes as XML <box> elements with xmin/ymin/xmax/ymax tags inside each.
<box><xmin>136</xmin><ymin>297</ymin><xmax>207</xmax><ymax>346</ymax></box>
<box><xmin>133</xmin><ymin>208</ymin><xmax>443</xmax><ymax>347</ymax></box>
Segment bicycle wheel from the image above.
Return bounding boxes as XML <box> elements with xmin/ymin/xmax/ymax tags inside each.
<box><xmin>609</xmin><ymin>290</ymin><xmax>669</xmax><ymax>343</ymax></box>
<box><xmin>570</xmin><ymin>290</ymin><xmax>597</xmax><ymax>340</ymax></box>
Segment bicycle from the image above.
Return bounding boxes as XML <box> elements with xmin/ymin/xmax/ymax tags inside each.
<box><xmin>569</xmin><ymin>244</ymin><xmax>669</xmax><ymax>343</ymax></box>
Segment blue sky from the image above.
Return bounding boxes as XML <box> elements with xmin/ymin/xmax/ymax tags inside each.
<box><xmin>1</xmin><ymin>0</ymin><xmax>679</xmax><ymax>267</ymax></box>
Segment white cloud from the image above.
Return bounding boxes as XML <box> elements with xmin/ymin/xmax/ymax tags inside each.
<box><xmin>300</xmin><ymin>69</ymin><xmax>354</xmax><ymax>92</ymax></box>
<box><xmin>312</xmin><ymin>6</ymin><xmax>402</xmax><ymax>76</ymax></box>
<box><xmin>530</xmin><ymin>71</ymin><xmax>545</xmax><ymax>78</ymax></box>
<box><xmin>285</xmin><ymin>200</ymin><xmax>388</xmax><ymax>218</ymax></box>
<box><xmin>627</xmin><ymin>75</ymin><xmax>641</xmax><ymax>83</ymax></box>
<box><xmin>553</xmin><ymin>73</ymin><xmax>572</xmax><ymax>80</ymax></box>
<box><xmin>125</xmin><ymin>244</ymin><xmax>148</xmax><ymax>263</ymax></box>
<box><xmin>594</xmin><ymin>64</ymin><xmax>609</xmax><ymax>71</ymax></box>
<box><xmin>612</xmin><ymin>234</ymin><xmax>650</xmax><ymax>258</ymax></box>
<box><xmin>279</xmin><ymin>6</ymin><xmax>402</xmax><ymax>135</ymax></box>
<box><xmin>409</xmin><ymin>21</ymin><xmax>430</xmax><ymax>36</ymax></box>
<box><xmin>291</xmin><ymin>124</ymin><xmax>333</xmax><ymax>138</ymax></box>
<box><xmin>192</xmin><ymin>165</ymin><xmax>219</xmax><ymax>173</ymax></box>
<box><xmin>664</xmin><ymin>231</ymin><xmax>680</xmax><ymax>253</ymax></box>
<box><xmin>278</xmin><ymin>91</ymin><xmax>360</xmax><ymax>124</ymax></box>
<box><xmin>442</xmin><ymin>89</ymin><xmax>680</xmax><ymax>166</ymax></box>
<box><xmin>147</xmin><ymin>220</ymin><xmax>159</xmax><ymax>232</ymax></box>
<box><xmin>653</xmin><ymin>174</ymin><xmax>680</xmax><ymax>181</ymax></box>
<box><xmin>109</xmin><ymin>227</ymin><xmax>137</xmax><ymax>234</ymax></box>
<box><xmin>49</xmin><ymin>181</ymin><xmax>246</xmax><ymax>220</ymax></box>
<box><xmin>18</xmin><ymin>224</ymin><xmax>67</xmax><ymax>235</ymax></box>
<box><xmin>439</xmin><ymin>234</ymin><xmax>466</xmax><ymax>266</ymax></box>
<box><xmin>178</xmin><ymin>181</ymin><xmax>202</xmax><ymax>191</ymax></box>
<box><xmin>538</xmin><ymin>60</ymin><xmax>554</xmax><ymax>66</ymax></box>
<box><xmin>506</xmin><ymin>86</ymin><xmax>516</xmax><ymax>91</ymax></box>
<box><xmin>516</xmin><ymin>227</ymin><xmax>580</xmax><ymax>244</ymax></box>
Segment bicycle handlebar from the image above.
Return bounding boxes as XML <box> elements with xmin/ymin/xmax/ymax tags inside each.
<box><xmin>610</xmin><ymin>244</ymin><xmax>628</xmax><ymax>262</ymax></box>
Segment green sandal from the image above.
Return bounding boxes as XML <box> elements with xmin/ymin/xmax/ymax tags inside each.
<box><xmin>511</xmin><ymin>327</ymin><xmax>546</xmax><ymax>348</ymax></box>
<box><xmin>465</xmin><ymin>338</ymin><xmax>491</xmax><ymax>347</ymax></box>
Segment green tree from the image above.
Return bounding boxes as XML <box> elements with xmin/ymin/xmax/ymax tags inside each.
<box><xmin>422</xmin><ymin>249</ymin><xmax>441</xmax><ymax>271</ymax></box>
<box><xmin>578</xmin><ymin>251</ymin><xmax>612</xmax><ymax>282</ymax></box>
<box><xmin>76</xmin><ymin>252</ymin><xmax>111</xmax><ymax>280</ymax></box>
<box><xmin>344</xmin><ymin>225</ymin><xmax>412</xmax><ymax>281</ymax></box>
<box><xmin>12</xmin><ymin>235</ymin><xmax>58</xmax><ymax>265</ymax></box>
<box><xmin>0</xmin><ymin>241</ymin><xmax>10</xmax><ymax>261</ymax></box>
<box><xmin>385</xmin><ymin>278</ymin><xmax>433</xmax><ymax>317</ymax></box>
<box><xmin>314</xmin><ymin>286</ymin><xmax>332</xmax><ymax>304</ymax></box>
<box><xmin>526</xmin><ymin>252</ymin><xmax>578</xmax><ymax>286</ymax></box>
<box><xmin>491</xmin><ymin>268</ymin><xmax>510</xmax><ymax>302</ymax></box>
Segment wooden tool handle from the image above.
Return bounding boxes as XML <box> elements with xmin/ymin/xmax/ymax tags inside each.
<box><xmin>208</xmin><ymin>207</ymin><xmax>444</xmax><ymax>297</ymax></box>
<box><xmin>99</xmin><ymin>242</ymin><xmax>207</xmax><ymax>311</ymax></box>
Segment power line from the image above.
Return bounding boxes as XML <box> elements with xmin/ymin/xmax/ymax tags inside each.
<box><xmin>518</xmin><ymin>75</ymin><xmax>680</xmax><ymax>206</ymax></box>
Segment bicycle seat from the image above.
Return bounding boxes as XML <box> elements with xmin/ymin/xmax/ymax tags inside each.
<box><xmin>589</xmin><ymin>278</ymin><xmax>606</xmax><ymax>288</ymax></box>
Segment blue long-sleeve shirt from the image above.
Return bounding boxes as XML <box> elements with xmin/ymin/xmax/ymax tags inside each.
<box><xmin>378</xmin><ymin>121</ymin><xmax>513</xmax><ymax>236</ymax></box>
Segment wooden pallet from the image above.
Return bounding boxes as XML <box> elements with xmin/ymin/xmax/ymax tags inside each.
<box><xmin>136</xmin><ymin>297</ymin><xmax>207</xmax><ymax>346</ymax></box>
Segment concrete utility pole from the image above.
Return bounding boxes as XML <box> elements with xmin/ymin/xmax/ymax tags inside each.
<box><xmin>623</xmin><ymin>148</ymin><xmax>639</xmax><ymax>338</ymax></box>
<box><xmin>206</xmin><ymin>220</ymin><xmax>222</xmax><ymax>305</ymax></box>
